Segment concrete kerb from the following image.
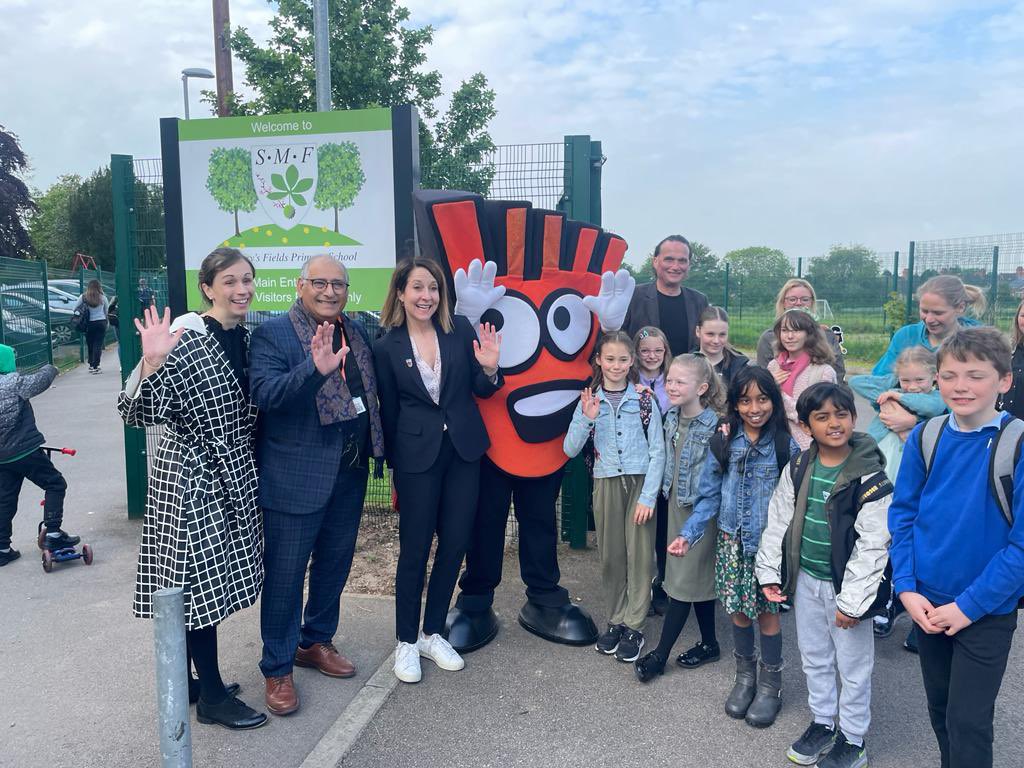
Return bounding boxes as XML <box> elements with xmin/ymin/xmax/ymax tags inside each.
<box><xmin>301</xmin><ymin>650</ymin><xmax>399</xmax><ymax>768</ymax></box>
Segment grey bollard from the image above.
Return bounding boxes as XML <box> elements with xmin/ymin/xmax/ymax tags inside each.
<box><xmin>153</xmin><ymin>587</ymin><xmax>193</xmax><ymax>767</ymax></box>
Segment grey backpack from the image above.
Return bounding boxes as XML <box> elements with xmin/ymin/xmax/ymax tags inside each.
<box><xmin>918</xmin><ymin>415</ymin><xmax>1024</xmax><ymax>527</ymax></box>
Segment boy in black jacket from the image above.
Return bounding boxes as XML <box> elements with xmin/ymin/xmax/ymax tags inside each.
<box><xmin>0</xmin><ymin>345</ymin><xmax>77</xmax><ymax>566</ymax></box>
<box><xmin>757</xmin><ymin>383</ymin><xmax>892</xmax><ymax>768</ymax></box>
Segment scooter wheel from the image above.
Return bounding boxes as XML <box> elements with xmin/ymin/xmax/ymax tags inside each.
<box><xmin>42</xmin><ymin>550</ymin><xmax>53</xmax><ymax>573</ymax></box>
<box><xmin>82</xmin><ymin>544</ymin><xmax>93</xmax><ymax>565</ymax></box>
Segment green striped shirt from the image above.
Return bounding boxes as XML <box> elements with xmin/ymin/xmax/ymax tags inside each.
<box><xmin>800</xmin><ymin>458</ymin><xmax>845</xmax><ymax>581</ymax></box>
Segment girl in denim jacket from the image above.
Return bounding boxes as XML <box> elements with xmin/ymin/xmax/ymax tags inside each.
<box><xmin>564</xmin><ymin>331</ymin><xmax>665</xmax><ymax>664</ymax></box>
<box><xmin>635</xmin><ymin>354</ymin><xmax>725</xmax><ymax>682</ymax></box>
<box><xmin>678</xmin><ymin>366</ymin><xmax>799</xmax><ymax>728</ymax></box>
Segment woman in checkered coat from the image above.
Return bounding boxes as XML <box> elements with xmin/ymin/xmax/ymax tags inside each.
<box><xmin>117</xmin><ymin>248</ymin><xmax>267</xmax><ymax>731</ymax></box>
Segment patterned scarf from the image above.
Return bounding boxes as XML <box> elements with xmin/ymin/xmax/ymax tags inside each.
<box><xmin>288</xmin><ymin>300</ymin><xmax>385</xmax><ymax>466</ymax></box>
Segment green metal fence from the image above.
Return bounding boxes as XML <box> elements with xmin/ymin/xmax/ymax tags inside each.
<box><xmin>0</xmin><ymin>256</ymin><xmax>53</xmax><ymax>371</ymax></box>
<box><xmin>112</xmin><ymin>137</ymin><xmax>596</xmax><ymax>525</ymax></box>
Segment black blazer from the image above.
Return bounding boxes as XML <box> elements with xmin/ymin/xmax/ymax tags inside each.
<box><xmin>622</xmin><ymin>282</ymin><xmax>709</xmax><ymax>353</ymax></box>
<box><xmin>373</xmin><ymin>314</ymin><xmax>503</xmax><ymax>473</ymax></box>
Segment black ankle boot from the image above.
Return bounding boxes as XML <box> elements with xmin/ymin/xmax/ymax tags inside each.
<box><xmin>634</xmin><ymin>651</ymin><xmax>667</xmax><ymax>683</ymax></box>
<box><xmin>724</xmin><ymin>653</ymin><xmax>758</xmax><ymax>719</ymax></box>
<box><xmin>677</xmin><ymin>640</ymin><xmax>721</xmax><ymax>669</ymax></box>
<box><xmin>196</xmin><ymin>695</ymin><xmax>268</xmax><ymax>730</ymax></box>
<box><xmin>745</xmin><ymin>661</ymin><xmax>783</xmax><ymax>728</ymax></box>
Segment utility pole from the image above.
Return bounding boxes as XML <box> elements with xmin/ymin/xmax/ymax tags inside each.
<box><xmin>212</xmin><ymin>0</ymin><xmax>234</xmax><ymax>116</ymax></box>
<box><xmin>313</xmin><ymin>0</ymin><xmax>331</xmax><ymax>111</ymax></box>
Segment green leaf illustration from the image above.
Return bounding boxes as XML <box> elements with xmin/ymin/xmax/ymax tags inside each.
<box><xmin>266</xmin><ymin>191</ymin><xmax>287</xmax><ymax>200</ymax></box>
<box><xmin>286</xmin><ymin>164</ymin><xmax>299</xmax><ymax>188</ymax></box>
<box><xmin>293</xmin><ymin>178</ymin><xmax>313</xmax><ymax>193</ymax></box>
<box><xmin>271</xmin><ymin>173</ymin><xmax>287</xmax><ymax>191</ymax></box>
<box><xmin>292</xmin><ymin>193</ymin><xmax>307</xmax><ymax>207</ymax></box>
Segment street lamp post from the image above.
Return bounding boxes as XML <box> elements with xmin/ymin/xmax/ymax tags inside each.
<box><xmin>181</xmin><ymin>67</ymin><xmax>215</xmax><ymax>120</ymax></box>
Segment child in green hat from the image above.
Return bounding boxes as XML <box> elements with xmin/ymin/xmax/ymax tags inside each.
<box><xmin>0</xmin><ymin>345</ymin><xmax>77</xmax><ymax>566</ymax></box>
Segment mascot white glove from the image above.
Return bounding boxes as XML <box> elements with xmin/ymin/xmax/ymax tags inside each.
<box><xmin>582</xmin><ymin>269</ymin><xmax>635</xmax><ymax>332</ymax></box>
<box><xmin>453</xmin><ymin>258</ymin><xmax>506</xmax><ymax>326</ymax></box>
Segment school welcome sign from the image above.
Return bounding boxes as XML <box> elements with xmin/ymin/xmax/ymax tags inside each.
<box><xmin>161</xmin><ymin>107</ymin><xmax>418</xmax><ymax>311</ymax></box>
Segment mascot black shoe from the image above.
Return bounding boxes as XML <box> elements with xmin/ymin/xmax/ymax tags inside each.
<box><xmin>415</xmin><ymin>190</ymin><xmax>633</xmax><ymax>651</ymax></box>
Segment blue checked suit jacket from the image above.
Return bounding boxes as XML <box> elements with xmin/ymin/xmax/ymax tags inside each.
<box><xmin>250</xmin><ymin>313</ymin><xmax>371</xmax><ymax>515</ymax></box>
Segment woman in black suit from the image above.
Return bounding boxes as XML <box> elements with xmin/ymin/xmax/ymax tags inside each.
<box><xmin>373</xmin><ymin>257</ymin><xmax>502</xmax><ymax>684</ymax></box>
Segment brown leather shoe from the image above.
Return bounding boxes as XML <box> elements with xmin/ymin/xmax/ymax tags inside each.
<box><xmin>264</xmin><ymin>674</ymin><xmax>299</xmax><ymax>716</ymax></box>
<box><xmin>294</xmin><ymin>641</ymin><xmax>356</xmax><ymax>678</ymax></box>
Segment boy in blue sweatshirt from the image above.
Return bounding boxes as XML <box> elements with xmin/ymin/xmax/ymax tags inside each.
<box><xmin>889</xmin><ymin>327</ymin><xmax>1024</xmax><ymax>768</ymax></box>
<box><xmin>0</xmin><ymin>344</ymin><xmax>78</xmax><ymax>566</ymax></box>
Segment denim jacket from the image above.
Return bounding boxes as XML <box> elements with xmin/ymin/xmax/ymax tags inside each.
<box><xmin>564</xmin><ymin>385</ymin><xmax>665</xmax><ymax>507</ymax></box>
<box><xmin>661</xmin><ymin>406</ymin><xmax>718</xmax><ymax>509</ymax></box>
<box><xmin>682</xmin><ymin>427</ymin><xmax>800</xmax><ymax>556</ymax></box>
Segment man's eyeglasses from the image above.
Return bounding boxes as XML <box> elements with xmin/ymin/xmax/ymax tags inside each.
<box><xmin>306</xmin><ymin>279</ymin><xmax>349</xmax><ymax>292</ymax></box>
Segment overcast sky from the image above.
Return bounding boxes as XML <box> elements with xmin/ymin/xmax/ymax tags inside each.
<box><xmin>3</xmin><ymin>0</ymin><xmax>1023</xmax><ymax>266</ymax></box>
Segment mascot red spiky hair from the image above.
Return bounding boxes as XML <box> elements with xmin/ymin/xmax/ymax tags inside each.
<box><xmin>413</xmin><ymin>189</ymin><xmax>634</xmax><ymax>649</ymax></box>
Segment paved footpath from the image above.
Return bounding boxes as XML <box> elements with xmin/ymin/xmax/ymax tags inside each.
<box><xmin>1</xmin><ymin>349</ymin><xmax>395</xmax><ymax>768</ymax></box>
<box><xmin>3</xmin><ymin>351</ymin><xmax>1022</xmax><ymax>767</ymax></box>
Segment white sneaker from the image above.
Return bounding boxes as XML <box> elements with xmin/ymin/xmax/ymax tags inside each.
<box><xmin>394</xmin><ymin>641</ymin><xmax>422</xmax><ymax>683</ymax></box>
<box><xmin>417</xmin><ymin>633</ymin><xmax>465</xmax><ymax>671</ymax></box>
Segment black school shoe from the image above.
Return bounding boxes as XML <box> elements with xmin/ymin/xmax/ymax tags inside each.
<box><xmin>676</xmin><ymin>640</ymin><xmax>721</xmax><ymax>669</ymax></box>
<box><xmin>634</xmin><ymin>651</ymin><xmax>667</xmax><ymax>682</ymax></box>
<box><xmin>0</xmin><ymin>548</ymin><xmax>21</xmax><ymax>567</ymax></box>
<box><xmin>903</xmin><ymin>626</ymin><xmax>919</xmax><ymax>654</ymax></box>
<box><xmin>650</xmin><ymin>580</ymin><xmax>669</xmax><ymax>616</ymax></box>
<box><xmin>595</xmin><ymin>623</ymin><xmax>625</xmax><ymax>655</ymax></box>
<box><xmin>614</xmin><ymin>629</ymin><xmax>645</xmax><ymax>663</ymax></box>
<box><xmin>196</xmin><ymin>695</ymin><xmax>268</xmax><ymax>730</ymax></box>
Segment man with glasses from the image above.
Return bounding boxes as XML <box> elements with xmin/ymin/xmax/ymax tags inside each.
<box><xmin>623</xmin><ymin>235</ymin><xmax>709</xmax><ymax>355</ymax></box>
<box><xmin>250</xmin><ymin>254</ymin><xmax>385</xmax><ymax>716</ymax></box>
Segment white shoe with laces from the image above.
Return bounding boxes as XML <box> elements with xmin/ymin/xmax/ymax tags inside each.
<box><xmin>394</xmin><ymin>641</ymin><xmax>422</xmax><ymax>683</ymax></box>
<box><xmin>417</xmin><ymin>633</ymin><xmax>465</xmax><ymax>671</ymax></box>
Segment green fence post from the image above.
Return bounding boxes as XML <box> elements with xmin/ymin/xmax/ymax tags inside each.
<box><xmin>112</xmin><ymin>154</ymin><xmax>147</xmax><ymax>520</ymax></box>
<box><xmin>0</xmin><ymin>290</ymin><xmax>5</xmax><ymax>346</ymax></box>
<box><xmin>40</xmin><ymin>260</ymin><xmax>54</xmax><ymax>366</ymax></box>
<box><xmin>905</xmin><ymin>241</ymin><xmax>915</xmax><ymax>325</ymax></box>
<box><xmin>796</xmin><ymin>257</ymin><xmax>803</xmax><ymax>278</ymax></box>
<box><xmin>78</xmin><ymin>271</ymin><xmax>86</xmax><ymax>363</ymax></box>
<box><xmin>723</xmin><ymin>262</ymin><xmax>730</xmax><ymax>310</ymax></box>
<box><xmin>892</xmin><ymin>251</ymin><xmax>899</xmax><ymax>293</ymax></box>
<box><xmin>559</xmin><ymin>135</ymin><xmax>599</xmax><ymax>549</ymax></box>
<box><xmin>991</xmin><ymin>246</ymin><xmax>1000</xmax><ymax>320</ymax></box>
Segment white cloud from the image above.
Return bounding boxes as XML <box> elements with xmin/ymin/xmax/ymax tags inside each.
<box><xmin>2</xmin><ymin>0</ymin><xmax>1022</xmax><ymax>268</ymax></box>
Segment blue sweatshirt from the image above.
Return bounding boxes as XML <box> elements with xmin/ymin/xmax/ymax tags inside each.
<box><xmin>889</xmin><ymin>415</ymin><xmax>1024</xmax><ymax>620</ymax></box>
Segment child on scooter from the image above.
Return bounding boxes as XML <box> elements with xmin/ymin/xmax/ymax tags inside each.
<box><xmin>0</xmin><ymin>344</ymin><xmax>78</xmax><ymax>566</ymax></box>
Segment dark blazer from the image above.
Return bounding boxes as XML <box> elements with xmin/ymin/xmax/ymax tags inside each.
<box><xmin>623</xmin><ymin>282</ymin><xmax>709</xmax><ymax>353</ymax></box>
<box><xmin>250</xmin><ymin>313</ymin><xmax>372</xmax><ymax>515</ymax></box>
<box><xmin>373</xmin><ymin>314</ymin><xmax>502</xmax><ymax>474</ymax></box>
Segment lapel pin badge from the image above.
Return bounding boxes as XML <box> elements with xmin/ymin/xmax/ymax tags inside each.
<box><xmin>405</xmin><ymin>358</ymin><xmax>413</xmax><ymax>367</ymax></box>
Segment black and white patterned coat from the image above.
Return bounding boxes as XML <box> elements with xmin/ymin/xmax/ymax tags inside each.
<box><xmin>117</xmin><ymin>313</ymin><xmax>262</xmax><ymax>629</ymax></box>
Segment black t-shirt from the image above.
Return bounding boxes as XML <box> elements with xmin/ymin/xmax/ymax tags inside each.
<box><xmin>656</xmin><ymin>290</ymin><xmax>693</xmax><ymax>356</ymax></box>
<box><xmin>334</xmin><ymin>321</ymin><xmax>370</xmax><ymax>466</ymax></box>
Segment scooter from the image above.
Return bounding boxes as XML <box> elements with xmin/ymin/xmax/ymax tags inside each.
<box><xmin>35</xmin><ymin>447</ymin><xmax>93</xmax><ymax>573</ymax></box>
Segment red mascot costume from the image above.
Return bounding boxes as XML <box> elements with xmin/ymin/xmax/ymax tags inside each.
<box><xmin>413</xmin><ymin>189</ymin><xmax>634</xmax><ymax>650</ymax></box>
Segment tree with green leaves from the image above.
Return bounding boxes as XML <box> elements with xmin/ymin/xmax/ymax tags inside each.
<box><xmin>29</xmin><ymin>175</ymin><xmax>80</xmax><ymax>268</ymax></box>
<box><xmin>68</xmin><ymin>166</ymin><xmax>114</xmax><ymax>269</ymax></box>
<box><xmin>314</xmin><ymin>142</ymin><xmax>365</xmax><ymax>231</ymax></box>
<box><xmin>206</xmin><ymin>148</ymin><xmax>257</xmax><ymax>235</ymax></box>
<box><xmin>221</xmin><ymin>0</ymin><xmax>497</xmax><ymax>195</ymax></box>
<box><xmin>724</xmin><ymin>246</ymin><xmax>792</xmax><ymax>305</ymax></box>
<box><xmin>0</xmin><ymin>124</ymin><xmax>36</xmax><ymax>259</ymax></box>
<box><xmin>806</xmin><ymin>244</ymin><xmax>881</xmax><ymax>306</ymax></box>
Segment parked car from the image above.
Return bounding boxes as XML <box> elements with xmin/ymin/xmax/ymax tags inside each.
<box><xmin>1</xmin><ymin>307</ymin><xmax>49</xmax><ymax>347</ymax></box>
<box><xmin>3</xmin><ymin>282</ymin><xmax>81</xmax><ymax>314</ymax></box>
<box><xmin>0</xmin><ymin>291</ymin><xmax>76</xmax><ymax>345</ymax></box>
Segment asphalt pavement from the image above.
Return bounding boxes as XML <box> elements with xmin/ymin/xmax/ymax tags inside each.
<box><xmin>3</xmin><ymin>352</ymin><xmax>1021</xmax><ymax>768</ymax></box>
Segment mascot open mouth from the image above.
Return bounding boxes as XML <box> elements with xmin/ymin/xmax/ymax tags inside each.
<box><xmin>506</xmin><ymin>379</ymin><xmax>588</xmax><ymax>444</ymax></box>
